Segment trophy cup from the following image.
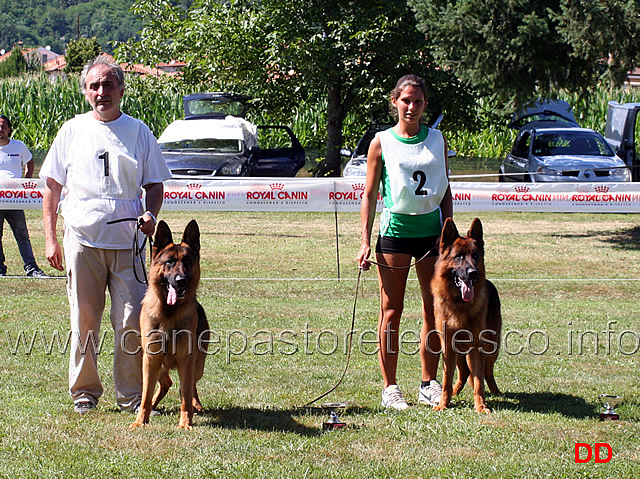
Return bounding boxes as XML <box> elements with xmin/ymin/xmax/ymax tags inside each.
<box><xmin>322</xmin><ymin>402</ymin><xmax>348</xmax><ymax>431</ymax></box>
<box><xmin>598</xmin><ymin>394</ymin><xmax>621</xmax><ymax>421</ymax></box>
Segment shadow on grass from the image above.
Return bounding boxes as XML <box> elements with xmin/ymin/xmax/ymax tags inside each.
<box><xmin>155</xmin><ymin>404</ymin><xmax>375</xmax><ymax>436</ymax></box>
<box><xmin>601</xmin><ymin>225</ymin><xmax>640</xmax><ymax>251</ymax></box>
<box><xmin>491</xmin><ymin>391</ymin><xmax>596</xmax><ymax>418</ymax></box>
<box><xmin>549</xmin><ymin>225</ymin><xmax>640</xmax><ymax>251</ymax></box>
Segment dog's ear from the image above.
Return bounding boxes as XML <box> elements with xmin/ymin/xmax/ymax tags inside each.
<box><xmin>182</xmin><ymin>220</ymin><xmax>200</xmax><ymax>257</ymax></box>
<box><xmin>468</xmin><ymin>217</ymin><xmax>484</xmax><ymax>248</ymax></box>
<box><xmin>439</xmin><ymin>217</ymin><xmax>459</xmax><ymax>253</ymax></box>
<box><xmin>153</xmin><ymin>220</ymin><xmax>173</xmax><ymax>257</ymax></box>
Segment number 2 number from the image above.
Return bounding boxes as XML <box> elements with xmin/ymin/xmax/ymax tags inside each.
<box><xmin>412</xmin><ymin>170</ymin><xmax>429</xmax><ymax>196</ymax></box>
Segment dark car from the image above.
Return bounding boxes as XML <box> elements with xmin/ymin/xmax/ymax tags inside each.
<box><xmin>499</xmin><ymin>100</ymin><xmax>631</xmax><ymax>182</ymax></box>
<box><xmin>605</xmin><ymin>101</ymin><xmax>640</xmax><ymax>182</ymax></box>
<box><xmin>159</xmin><ymin>93</ymin><xmax>305</xmax><ymax>178</ymax></box>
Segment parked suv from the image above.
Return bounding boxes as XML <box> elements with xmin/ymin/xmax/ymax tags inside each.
<box><xmin>158</xmin><ymin>93</ymin><xmax>305</xmax><ymax>178</ymax></box>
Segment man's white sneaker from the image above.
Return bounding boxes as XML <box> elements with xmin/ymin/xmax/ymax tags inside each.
<box><xmin>418</xmin><ymin>380</ymin><xmax>443</xmax><ymax>406</ymax></box>
<box><xmin>381</xmin><ymin>385</ymin><xmax>409</xmax><ymax>411</ymax></box>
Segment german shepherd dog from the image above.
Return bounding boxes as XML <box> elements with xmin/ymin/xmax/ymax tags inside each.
<box><xmin>130</xmin><ymin>220</ymin><xmax>209</xmax><ymax>430</ymax></box>
<box><xmin>432</xmin><ymin>218</ymin><xmax>501</xmax><ymax>414</ymax></box>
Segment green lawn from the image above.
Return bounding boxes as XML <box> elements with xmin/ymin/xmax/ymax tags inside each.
<box><xmin>0</xmin><ymin>210</ymin><xmax>639</xmax><ymax>477</ymax></box>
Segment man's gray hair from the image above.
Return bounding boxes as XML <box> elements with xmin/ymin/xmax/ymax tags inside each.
<box><xmin>80</xmin><ymin>55</ymin><xmax>125</xmax><ymax>94</ymax></box>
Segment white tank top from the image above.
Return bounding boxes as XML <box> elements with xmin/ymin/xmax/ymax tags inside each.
<box><xmin>378</xmin><ymin>126</ymin><xmax>448</xmax><ymax>215</ymax></box>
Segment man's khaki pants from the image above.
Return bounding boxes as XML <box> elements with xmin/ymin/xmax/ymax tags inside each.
<box><xmin>64</xmin><ymin>233</ymin><xmax>146</xmax><ymax>411</ymax></box>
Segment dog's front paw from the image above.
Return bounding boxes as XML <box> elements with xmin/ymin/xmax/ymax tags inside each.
<box><xmin>178</xmin><ymin>423</ymin><xmax>193</xmax><ymax>431</ymax></box>
<box><xmin>129</xmin><ymin>421</ymin><xmax>146</xmax><ymax>430</ymax></box>
<box><xmin>475</xmin><ymin>405</ymin><xmax>491</xmax><ymax>414</ymax></box>
<box><xmin>432</xmin><ymin>403</ymin><xmax>449</xmax><ymax>412</ymax></box>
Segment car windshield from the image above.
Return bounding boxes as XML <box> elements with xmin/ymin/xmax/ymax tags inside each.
<box><xmin>533</xmin><ymin>132</ymin><xmax>614</xmax><ymax>157</ymax></box>
<box><xmin>160</xmin><ymin>138</ymin><xmax>243</xmax><ymax>153</ymax></box>
<box><xmin>184</xmin><ymin>95</ymin><xmax>248</xmax><ymax>118</ymax></box>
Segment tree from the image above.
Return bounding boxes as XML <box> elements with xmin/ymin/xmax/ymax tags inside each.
<box><xmin>0</xmin><ymin>48</ymin><xmax>28</xmax><ymax>78</ymax></box>
<box><xmin>65</xmin><ymin>37</ymin><xmax>102</xmax><ymax>72</ymax></box>
<box><xmin>117</xmin><ymin>0</ymin><xmax>470</xmax><ymax>176</ymax></box>
<box><xmin>409</xmin><ymin>0</ymin><xmax>640</xmax><ymax>109</ymax></box>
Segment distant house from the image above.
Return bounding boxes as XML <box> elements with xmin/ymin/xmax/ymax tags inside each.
<box><xmin>625</xmin><ymin>67</ymin><xmax>640</xmax><ymax>88</ymax></box>
<box><xmin>43</xmin><ymin>52</ymin><xmax>185</xmax><ymax>81</ymax></box>
<box><xmin>0</xmin><ymin>42</ymin><xmax>61</xmax><ymax>68</ymax></box>
<box><xmin>43</xmin><ymin>55</ymin><xmax>67</xmax><ymax>80</ymax></box>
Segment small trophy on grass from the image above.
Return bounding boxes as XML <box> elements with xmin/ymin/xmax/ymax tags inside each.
<box><xmin>322</xmin><ymin>402</ymin><xmax>348</xmax><ymax>431</ymax></box>
<box><xmin>598</xmin><ymin>394</ymin><xmax>621</xmax><ymax>421</ymax></box>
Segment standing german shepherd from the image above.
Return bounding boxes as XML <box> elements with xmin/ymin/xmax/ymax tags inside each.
<box><xmin>130</xmin><ymin>220</ymin><xmax>209</xmax><ymax>430</ymax></box>
<box><xmin>432</xmin><ymin>218</ymin><xmax>501</xmax><ymax>414</ymax></box>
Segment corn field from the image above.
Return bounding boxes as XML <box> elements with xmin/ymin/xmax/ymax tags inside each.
<box><xmin>3</xmin><ymin>74</ymin><xmax>640</xmax><ymax>159</ymax></box>
<box><xmin>0</xmin><ymin>74</ymin><xmax>185</xmax><ymax>149</ymax></box>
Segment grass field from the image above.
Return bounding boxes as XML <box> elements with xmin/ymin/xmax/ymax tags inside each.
<box><xmin>1</xmin><ymin>209</ymin><xmax>640</xmax><ymax>477</ymax></box>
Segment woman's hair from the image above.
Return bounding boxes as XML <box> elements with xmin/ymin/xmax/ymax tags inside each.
<box><xmin>389</xmin><ymin>74</ymin><xmax>428</xmax><ymax>119</ymax></box>
<box><xmin>391</xmin><ymin>74</ymin><xmax>428</xmax><ymax>100</ymax></box>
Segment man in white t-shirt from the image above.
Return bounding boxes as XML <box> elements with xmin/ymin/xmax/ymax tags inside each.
<box><xmin>40</xmin><ymin>55</ymin><xmax>172</xmax><ymax>414</ymax></box>
<box><xmin>0</xmin><ymin>115</ymin><xmax>46</xmax><ymax>277</ymax></box>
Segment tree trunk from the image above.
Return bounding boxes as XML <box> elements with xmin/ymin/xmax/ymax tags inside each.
<box><xmin>314</xmin><ymin>83</ymin><xmax>344</xmax><ymax>177</ymax></box>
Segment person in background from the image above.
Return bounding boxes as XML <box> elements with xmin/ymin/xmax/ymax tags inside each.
<box><xmin>0</xmin><ymin>114</ymin><xmax>47</xmax><ymax>278</ymax></box>
<box><xmin>357</xmin><ymin>74</ymin><xmax>453</xmax><ymax>410</ymax></box>
<box><xmin>40</xmin><ymin>55</ymin><xmax>171</xmax><ymax>414</ymax></box>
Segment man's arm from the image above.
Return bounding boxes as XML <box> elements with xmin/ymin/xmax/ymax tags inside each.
<box><xmin>139</xmin><ymin>182</ymin><xmax>164</xmax><ymax>236</ymax></box>
<box><xmin>24</xmin><ymin>159</ymin><xmax>34</xmax><ymax>178</ymax></box>
<box><xmin>43</xmin><ymin>177</ymin><xmax>64</xmax><ymax>271</ymax></box>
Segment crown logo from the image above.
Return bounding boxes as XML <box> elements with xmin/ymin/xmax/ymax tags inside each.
<box><xmin>270</xmin><ymin>183</ymin><xmax>284</xmax><ymax>190</ymax></box>
<box><xmin>187</xmin><ymin>183</ymin><xmax>201</xmax><ymax>190</ymax></box>
<box><xmin>352</xmin><ymin>183</ymin><xmax>365</xmax><ymax>191</ymax></box>
<box><xmin>22</xmin><ymin>181</ymin><xmax>37</xmax><ymax>190</ymax></box>
<box><xmin>575</xmin><ymin>185</ymin><xmax>591</xmax><ymax>193</ymax></box>
<box><xmin>595</xmin><ymin>185</ymin><xmax>609</xmax><ymax>193</ymax></box>
<box><xmin>515</xmin><ymin>185</ymin><xmax>529</xmax><ymax>193</ymax></box>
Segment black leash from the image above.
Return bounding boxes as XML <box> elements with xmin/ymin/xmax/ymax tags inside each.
<box><xmin>301</xmin><ymin>244</ymin><xmax>438</xmax><ymax>407</ymax></box>
<box><xmin>302</xmin><ymin>268</ymin><xmax>362</xmax><ymax>407</ymax></box>
<box><xmin>105</xmin><ymin>217</ymin><xmax>152</xmax><ymax>285</ymax></box>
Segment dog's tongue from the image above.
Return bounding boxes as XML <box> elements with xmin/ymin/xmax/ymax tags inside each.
<box><xmin>167</xmin><ymin>284</ymin><xmax>178</xmax><ymax>305</ymax></box>
<box><xmin>460</xmin><ymin>280</ymin><xmax>474</xmax><ymax>302</ymax></box>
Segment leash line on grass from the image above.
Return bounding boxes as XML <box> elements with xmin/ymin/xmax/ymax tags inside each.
<box><xmin>198</xmin><ymin>277</ymin><xmax>640</xmax><ymax>282</ymax></box>
<box><xmin>3</xmin><ymin>276</ymin><xmax>639</xmax><ymax>282</ymax></box>
<box><xmin>301</xmin><ymin>268</ymin><xmax>362</xmax><ymax>408</ymax></box>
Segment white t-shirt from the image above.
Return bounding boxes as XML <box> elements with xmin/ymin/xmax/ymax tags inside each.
<box><xmin>0</xmin><ymin>139</ymin><xmax>32</xmax><ymax>179</ymax></box>
<box><xmin>40</xmin><ymin>112</ymin><xmax>171</xmax><ymax>249</ymax></box>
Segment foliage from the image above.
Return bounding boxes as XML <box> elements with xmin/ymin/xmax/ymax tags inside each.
<box><xmin>0</xmin><ymin>0</ymin><xmax>144</xmax><ymax>54</ymax></box>
<box><xmin>409</xmin><ymin>0</ymin><xmax>640</xmax><ymax>111</ymax></box>
<box><xmin>117</xmin><ymin>0</ymin><xmax>478</xmax><ymax>176</ymax></box>
<box><xmin>4</xmin><ymin>74</ymin><xmax>640</xmax><ymax>161</ymax></box>
<box><xmin>64</xmin><ymin>37</ymin><xmax>101</xmax><ymax>72</ymax></box>
<box><xmin>0</xmin><ymin>74</ymin><xmax>184</xmax><ymax>149</ymax></box>
<box><xmin>0</xmin><ymin>48</ymin><xmax>28</xmax><ymax>78</ymax></box>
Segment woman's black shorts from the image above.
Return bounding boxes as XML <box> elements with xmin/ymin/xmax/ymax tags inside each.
<box><xmin>375</xmin><ymin>235</ymin><xmax>440</xmax><ymax>259</ymax></box>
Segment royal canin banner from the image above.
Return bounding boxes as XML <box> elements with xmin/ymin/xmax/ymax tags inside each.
<box><xmin>2</xmin><ymin>178</ymin><xmax>640</xmax><ymax>213</ymax></box>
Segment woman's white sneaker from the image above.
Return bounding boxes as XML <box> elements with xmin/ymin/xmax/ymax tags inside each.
<box><xmin>418</xmin><ymin>380</ymin><xmax>443</xmax><ymax>406</ymax></box>
<box><xmin>382</xmin><ymin>385</ymin><xmax>409</xmax><ymax>410</ymax></box>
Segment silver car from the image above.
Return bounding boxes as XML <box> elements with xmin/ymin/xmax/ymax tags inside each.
<box><xmin>499</xmin><ymin>100</ymin><xmax>631</xmax><ymax>182</ymax></box>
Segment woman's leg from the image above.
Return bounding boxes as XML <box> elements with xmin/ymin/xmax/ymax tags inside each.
<box><xmin>376</xmin><ymin>251</ymin><xmax>412</xmax><ymax>388</ymax></box>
